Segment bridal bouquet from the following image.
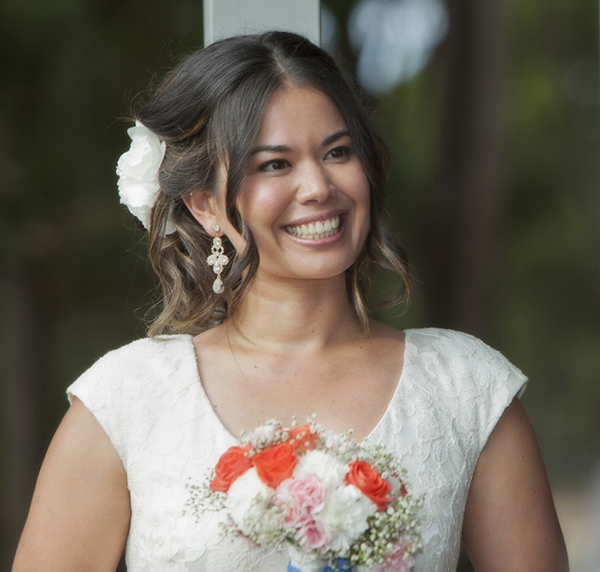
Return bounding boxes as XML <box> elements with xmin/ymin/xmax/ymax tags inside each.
<box><xmin>187</xmin><ymin>419</ymin><xmax>422</xmax><ymax>572</ymax></box>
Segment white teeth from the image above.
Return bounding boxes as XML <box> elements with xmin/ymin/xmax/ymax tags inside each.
<box><xmin>285</xmin><ymin>216</ymin><xmax>341</xmax><ymax>240</ymax></box>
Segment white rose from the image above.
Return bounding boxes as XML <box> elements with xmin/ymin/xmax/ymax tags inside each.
<box><xmin>116</xmin><ymin>121</ymin><xmax>175</xmax><ymax>234</ymax></box>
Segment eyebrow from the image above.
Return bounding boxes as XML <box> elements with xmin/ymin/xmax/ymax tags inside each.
<box><xmin>249</xmin><ymin>129</ymin><xmax>351</xmax><ymax>156</ymax></box>
<box><xmin>321</xmin><ymin>129</ymin><xmax>351</xmax><ymax>147</ymax></box>
<box><xmin>250</xmin><ymin>144</ymin><xmax>292</xmax><ymax>155</ymax></box>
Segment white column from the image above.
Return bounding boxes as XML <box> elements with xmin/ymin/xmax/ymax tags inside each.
<box><xmin>203</xmin><ymin>0</ymin><xmax>320</xmax><ymax>47</ymax></box>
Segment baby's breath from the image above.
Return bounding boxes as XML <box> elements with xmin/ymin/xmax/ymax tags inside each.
<box><xmin>187</xmin><ymin>418</ymin><xmax>423</xmax><ymax>570</ymax></box>
<box><xmin>185</xmin><ymin>474</ymin><xmax>224</xmax><ymax>520</ymax></box>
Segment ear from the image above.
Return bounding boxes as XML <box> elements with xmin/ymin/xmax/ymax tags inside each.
<box><xmin>183</xmin><ymin>190</ymin><xmax>220</xmax><ymax>236</ymax></box>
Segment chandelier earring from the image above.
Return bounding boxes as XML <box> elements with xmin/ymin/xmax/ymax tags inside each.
<box><xmin>207</xmin><ymin>225</ymin><xmax>229</xmax><ymax>294</ymax></box>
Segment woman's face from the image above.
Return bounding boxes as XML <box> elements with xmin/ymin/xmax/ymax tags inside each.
<box><xmin>224</xmin><ymin>85</ymin><xmax>371</xmax><ymax>284</ymax></box>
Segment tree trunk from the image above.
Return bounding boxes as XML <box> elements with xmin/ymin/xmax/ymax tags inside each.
<box><xmin>424</xmin><ymin>0</ymin><xmax>509</xmax><ymax>340</ymax></box>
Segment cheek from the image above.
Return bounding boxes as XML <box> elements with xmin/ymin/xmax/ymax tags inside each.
<box><xmin>237</xmin><ymin>184</ymin><xmax>286</xmax><ymax>233</ymax></box>
<box><xmin>342</xmin><ymin>162</ymin><xmax>369</xmax><ymax>201</ymax></box>
<box><xmin>354</xmin><ymin>173</ymin><xmax>371</xmax><ymax>243</ymax></box>
<box><xmin>352</xmin><ymin>172</ymin><xmax>371</xmax><ymax>218</ymax></box>
<box><xmin>229</xmin><ymin>191</ymin><xmax>277</xmax><ymax>254</ymax></box>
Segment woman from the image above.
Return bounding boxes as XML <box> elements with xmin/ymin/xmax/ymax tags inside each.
<box><xmin>13</xmin><ymin>32</ymin><xmax>567</xmax><ymax>571</ymax></box>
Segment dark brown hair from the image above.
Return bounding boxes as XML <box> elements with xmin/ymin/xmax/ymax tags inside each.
<box><xmin>134</xmin><ymin>31</ymin><xmax>410</xmax><ymax>336</ymax></box>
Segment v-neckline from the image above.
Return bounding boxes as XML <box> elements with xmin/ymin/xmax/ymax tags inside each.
<box><xmin>181</xmin><ymin>330</ymin><xmax>411</xmax><ymax>445</ymax></box>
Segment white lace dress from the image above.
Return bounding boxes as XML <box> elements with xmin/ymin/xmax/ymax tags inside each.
<box><xmin>67</xmin><ymin>328</ymin><xmax>527</xmax><ymax>572</ymax></box>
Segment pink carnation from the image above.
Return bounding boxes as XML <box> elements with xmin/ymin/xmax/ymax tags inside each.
<box><xmin>276</xmin><ymin>474</ymin><xmax>325</xmax><ymax>528</ymax></box>
<box><xmin>298</xmin><ymin>521</ymin><xmax>329</xmax><ymax>551</ymax></box>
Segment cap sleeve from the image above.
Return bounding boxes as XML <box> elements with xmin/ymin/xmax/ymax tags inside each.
<box><xmin>67</xmin><ymin>343</ymin><xmax>139</xmax><ymax>464</ymax></box>
<box><xmin>418</xmin><ymin>328</ymin><xmax>528</xmax><ymax>452</ymax></box>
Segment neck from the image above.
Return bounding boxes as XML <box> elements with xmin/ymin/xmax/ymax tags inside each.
<box><xmin>227</xmin><ymin>274</ymin><xmax>363</xmax><ymax>352</ymax></box>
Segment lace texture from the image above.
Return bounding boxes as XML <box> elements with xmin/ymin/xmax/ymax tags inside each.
<box><xmin>67</xmin><ymin>328</ymin><xmax>527</xmax><ymax>572</ymax></box>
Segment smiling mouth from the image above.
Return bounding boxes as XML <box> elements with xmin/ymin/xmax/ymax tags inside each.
<box><xmin>284</xmin><ymin>216</ymin><xmax>341</xmax><ymax>240</ymax></box>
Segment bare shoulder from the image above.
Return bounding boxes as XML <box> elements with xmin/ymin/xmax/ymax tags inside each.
<box><xmin>367</xmin><ymin>318</ymin><xmax>406</xmax><ymax>346</ymax></box>
<box><xmin>358</xmin><ymin>320</ymin><xmax>406</xmax><ymax>374</ymax></box>
<box><xmin>191</xmin><ymin>322</ymin><xmax>231</xmax><ymax>358</ymax></box>
<box><xmin>463</xmin><ymin>398</ymin><xmax>569</xmax><ymax>571</ymax></box>
<box><xmin>13</xmin><ymin>398</ymin><xmax>130</xmax><ymax>572</ymax></box>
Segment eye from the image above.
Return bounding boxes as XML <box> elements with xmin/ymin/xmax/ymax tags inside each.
<box><xmin>326</xmin><ymin>146</ymin><xmax>354</xmax><ymax>160</ymax></box>
<box><xmin>258</xmin><ymin>159</ymin><xmax>291</xmax><ymax>172</ymax></box>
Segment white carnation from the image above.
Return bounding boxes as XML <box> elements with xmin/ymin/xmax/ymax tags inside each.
<box><xmin>319</xmin><ymin>484</ymin><xmax>377</xmax><ymax>552</ymax></box>
<box><xmin>116</xmin><ymin>121</ymin><xmax>175</xmax><ymax>234</ymax></box>
<box><xmin>294</xmin><ymin>450</ymin><xmax>348</xmax><ymax>490</ymax></box>
<box><xmin>225</xmin><ymin>468</ymin><xmax>271</xmax><ymax>536</ymax></box>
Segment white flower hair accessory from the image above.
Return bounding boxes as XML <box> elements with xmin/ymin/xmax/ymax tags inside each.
<box><xmin>116</xmin><ymin>120</ymin><xmax>176</xmax><ymax>235</ymax></box>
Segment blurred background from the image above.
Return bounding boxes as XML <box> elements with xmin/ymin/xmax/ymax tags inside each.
<box><xmin>1</xmin><ymin>0</ymin><xmax>598</xmax><ymax>569</ymax></box>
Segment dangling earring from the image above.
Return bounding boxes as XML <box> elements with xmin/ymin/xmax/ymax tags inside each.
<box><xmin>207</xmin><ymin>225</ymin><xmax>229</xmax><ymax>294</ymax></box>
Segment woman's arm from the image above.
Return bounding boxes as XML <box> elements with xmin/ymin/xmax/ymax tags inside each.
<box><xmin>462</xmin><ymin>398</ymin><xmax>568</xmax><ymax>571</ymax></box>
<box><xmin>12</xmin><ymin>397</ymin><xmax>130</xmax><ymax>572</ymax></box>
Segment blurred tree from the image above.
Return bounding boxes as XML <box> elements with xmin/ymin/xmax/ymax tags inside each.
<box><xmin>424</xmin><ymin>0</ymin><xmax>509</xmax><ymax>340</ymax></box>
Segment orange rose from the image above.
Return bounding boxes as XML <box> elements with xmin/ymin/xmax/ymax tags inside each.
<box><xmin>253</xmin><ymin>442</ymin><xmax>297</xmax><ymax>488</ymax></box>
<box><xmin>210</xmin><ymin>445</ymin><xmax>253</xmax><ymax>492</ymax></box>
<box><xmin>345</xmin><ymin>460</ymin><xmax>392</xmax><ymax>510</ymax></box>
<box><xmin>287</xmin><ymin>425</ymin><xmax>318</xmax><ymax>454</ymax></box>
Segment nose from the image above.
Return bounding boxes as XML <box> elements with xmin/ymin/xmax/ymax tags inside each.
<box><xmin>295</xmin><ymin>162</ymin><xmax>336</xmax><ymax>204</ymax></box>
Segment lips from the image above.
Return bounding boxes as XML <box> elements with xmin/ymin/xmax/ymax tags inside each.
<box><xmin>284</xmin><ymin>216</ymin><xmax>341</xmax><ymax>239</ymax></box>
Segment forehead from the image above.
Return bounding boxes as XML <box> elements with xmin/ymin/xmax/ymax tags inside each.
<box><xmin>254</xmin><ymin>85</ymin><xmax>348</xmax><ymax>144</ymax></box>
